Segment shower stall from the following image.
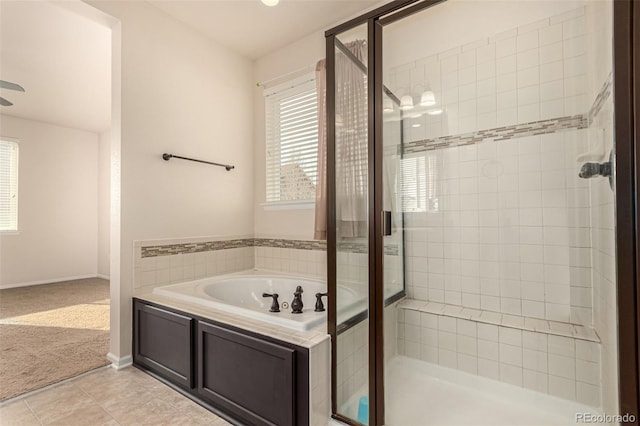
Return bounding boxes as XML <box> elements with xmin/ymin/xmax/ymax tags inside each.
<box><xmin>326</xmin><ymin>1</ymin><xmax>638</xmax><ymax>425</ymax></box>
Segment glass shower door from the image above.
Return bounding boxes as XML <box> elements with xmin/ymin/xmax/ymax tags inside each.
<box><xmin>332</xmin><ymin>23</ymin><xmax>370</xmax><ymax>425</ymax></box>
<box><xmin>380</xmin><ymin>1</ymin><xmax>619</xmax><ymax>425</ymax></box>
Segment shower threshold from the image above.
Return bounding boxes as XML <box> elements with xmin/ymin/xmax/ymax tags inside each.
<box><xmin>339</xmin><ymin>356</ymin><xmax>601</xmax><ymax>425</ymax></box>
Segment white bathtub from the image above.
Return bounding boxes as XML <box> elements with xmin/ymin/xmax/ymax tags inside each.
<box><xmin>152</xmin><ymin>271</ymin><xmax>363</xmax><ymax>331</ymax></box>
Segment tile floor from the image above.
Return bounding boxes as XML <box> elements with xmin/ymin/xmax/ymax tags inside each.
<box><xmin>0</xmin><ymin>366</ymin><xmax>231</xmax><ymax>425</ymax></box>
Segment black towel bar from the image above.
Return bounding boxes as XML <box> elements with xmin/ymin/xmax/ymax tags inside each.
<box><xmin>162</xmin><ymin>153</ymin><xmax>234</xmax><ymax>171</ymax></box>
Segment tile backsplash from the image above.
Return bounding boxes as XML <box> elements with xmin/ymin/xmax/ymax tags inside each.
<box><xmin>134</xmin><ymin>237</ymin><xmax>328</xmax><ymax>290</ymax></box>
<box><xmin>387</xmin><ymin>7</ymin><xmax>590</xmax><ymax>140</ymax></box>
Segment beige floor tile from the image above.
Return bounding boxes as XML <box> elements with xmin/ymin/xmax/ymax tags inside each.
<box><xmin>103</xmin><ymin>397</ymin><xmax>179</xmax><ymax>426</ymax></box>
<box><xmin>72</xmin><ymin>368</ymin><xmax>120</xmax><ymax>391</ymax></box>
<box><xmin>81</xmin><ymin>375</ymin><xmax>154</xmax><ymax>407</ymax></box>
<box><xmin>45</xmin><ymin>404</ymin><xmax>117</xmax><ymax>426</ymax></box>
<box><xmin>0</xmin><ymin>400</ymin><xmax>41</xmax><ymax>426</ymax></box>
<box><xmin>155</xmin><ymin>411</ymin><xmax>220</xmax><ymax>426</ymax></box>
<box><xmin>8</xmin><ymin>367</ymin><xmax>246</xmax><ymax>426</ymax></box>
<box><xmin>173</xmin><ymin>399</ymin><xmax>215</xmax><ymax>417</ymax></box>
<box><xmin>24</xmin><ymin>384</ymin><xmax>95</xmax><ymax>424</ymax></box>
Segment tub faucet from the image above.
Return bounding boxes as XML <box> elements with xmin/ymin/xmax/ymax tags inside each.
<box><xmin>291</xmin><ymin>285</ymin><xmax>304</xmax><ymax>314</ymax></box>
<box><xmin>262</xmin><ymin>293</ymin><xmax>280</xmax><ymax>313</ymax></box>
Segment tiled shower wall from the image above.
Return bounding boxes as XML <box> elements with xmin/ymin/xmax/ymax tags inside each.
<box><xmin>394</xmin><ymin>1</ymin><xmax>614</xmax><ymax>411</ymax></box>
<box><xmin>396</xmin><ymin>303</ymin><xmax>601</xmax><ymax>407</ymax></box>
<box><xmin>389</xmin><ymin>7</ymin><xmax>590</xmax><ymax>139</ymax></box>
<box><xmin>395</xmin><ymin>6</ymin><xmax>601</xmax><ymax>327</ymax></box>
<box><xmin>403</xmin><ymin>129</ymin><xmax>593</xmax><ymax>325</ymax></box>
<box><xmin>584</xmin><ymin>0</ymin><xmax>617</xmax><ymax>415</ymax></box>
<box><xmin>590</xmin><ymin>98</ymin><xmax>616</xmax><ymax>414</ymax></box>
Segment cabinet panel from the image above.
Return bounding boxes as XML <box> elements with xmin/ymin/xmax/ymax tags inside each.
<box><xmin>133</xmin><ymin>300</ymin><xmax>193</xmax><ymax>388</ymax></box>
<box><xmin>197</xmin><ymin>321</ymin><xmax>295</xmax><ymax>426</ymax></box>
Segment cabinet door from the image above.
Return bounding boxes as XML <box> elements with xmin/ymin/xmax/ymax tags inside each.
<box><xmin>133</xmin><ymin>300</ymin><xmax>194</xmax><ymax>389</ymax></box>
<box><xmin>197</xmin><ymin>321</ymin><xmax>296</xmax><ymax>426</ymax></box>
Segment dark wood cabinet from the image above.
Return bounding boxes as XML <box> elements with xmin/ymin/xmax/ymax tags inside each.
<box><xmin>133</xmin><ymin>300</ymin><xmax>194</xmax><ymax>389</ymax></box>
<box><xmin>132</xmin><ymin>298</ymin><xmax>309</xmax><ymax>426</ymax></box>
<box><xmin>197</xmin><ymin>321</ymin><xmax>295</xmax><ymax>426</ymax></box>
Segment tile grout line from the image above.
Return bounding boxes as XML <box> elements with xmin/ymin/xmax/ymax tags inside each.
<box><xmin>73</xmin><ymin>378</ymin><xmax>123</xmax><ymax>426</ymax></box>
<box><xmin>22</xmin><ymin>399</ymin><xmax>43</xmax><ymax>426</ymax></box>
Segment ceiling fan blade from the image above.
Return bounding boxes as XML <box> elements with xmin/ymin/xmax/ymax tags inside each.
<box><xmin>0</xmin><ymin>97</ymin><xmax>13</xmax><ymax>106</ymax></box>
<box><xmin>0</xmin><ymin>80</ymin><xmax>25</xmax><ymax>92</ymax></box>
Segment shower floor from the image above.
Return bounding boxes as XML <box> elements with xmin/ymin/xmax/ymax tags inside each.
<box><xmin>337</xmin><ymin>356</ymin><xmax>600</xmax><ymax>425</ymax></box>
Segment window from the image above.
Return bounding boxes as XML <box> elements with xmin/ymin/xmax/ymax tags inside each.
<box><xmin>265</xmin><ymin>76</ymin><xmax>318</xmax><ymax>204</ymax></box>
<box><xmin>401</xmin><ymin>154</ymin><xmax>438</xmax><ymax>213</ymax></box>
<box><xmin>0</xmin><ymin>139</ymin><xmax>18</xmax><ymax>231</ymax></box>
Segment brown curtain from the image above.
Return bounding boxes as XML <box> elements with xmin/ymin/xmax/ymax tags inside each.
<box><xmin>314</xmin><ymin>59</ymin><xmax>327</xmax><ymax>240</ymax></box>
<box><xmin>314</xmin><ymin>40</ymin><xmax>368</xmax><ymax>240</ymax></box>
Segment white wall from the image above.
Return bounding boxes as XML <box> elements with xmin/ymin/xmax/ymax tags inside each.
<box><xmin>98</xmin><ymin>129</ymin><xmax>110</xmax><ymax>278</ymax></box>
<box><xmin>0</xmin><ymin>115</ymin><xmax>98</xmax><ymax>288</ymax></box>
<box><xmin>87</xmin><ymin>0</ymin><xmax>255</xmax><ymax>361</ymax></box>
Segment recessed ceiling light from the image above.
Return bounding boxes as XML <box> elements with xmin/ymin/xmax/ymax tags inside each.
<box><xmin>427</xmin><ymin>108</ymin><xmax>443</xmax><ymax>115</ymax></box>
<box><xmin>261</xmin><ymin>0</ymin><xmax>279</xmax><ymax>6</ymax></box>
<box><xmin>412</xmin><ymin>123</ymin><xmax>421</xmax><ymax>128</ymax></box>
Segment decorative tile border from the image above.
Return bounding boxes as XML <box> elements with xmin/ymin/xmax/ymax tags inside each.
<box><xmin>253</xmin><ymin>238</ymin><xmax>326</xmax><ymax>251</ymax></box>
<box><xmin>337</xmin><ymin>241</ymin><xmax>399</xmax><ymax>256</ymax></box>
<box><xmin>142</xmin><ymin>238</ymin><xmax>324</xmax><ymax>258</ymax></box>
<box><xmin>403</xmin><ymin>115</ymin><xmax>587</xmax><ymax>154</ymax></box>
<box><xmin>141</xmin><ymin>239</ymin><xmax>254</xmax><ymax>257</ymax></box>
<box><xmin>141</xmin><ymin>238</ymin><xmax>399</xmax><ymax>258</ymax></box>
<box><xmin>588</xmin><ymin>73</ymin><xmax>612</xmax><ymax>125</ymax></box>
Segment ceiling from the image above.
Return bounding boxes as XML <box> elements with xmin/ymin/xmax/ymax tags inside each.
<box><xmin>0</xmin><ymin>0</ymin><xmax>378</xmax><ymax>134</ymax></box>
<box><xmin>147</xmin><ymin>0</ymin><xmax>380</xmax><ymax>60</ymax></box>
<box><xmin>0</xmin><ymin>1</ymin><xmax>111</xmax><ymax>133</ymax></box>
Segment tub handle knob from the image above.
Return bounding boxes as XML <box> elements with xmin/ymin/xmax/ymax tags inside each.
<box><xmin>314</xmin><ymin>292</ymin><xmax>328</xmax><ymax>312</ymax></box>
<box><xmin>262</xmin><ymin>293</ymin><xmax>280</xmax><ymax>313</ymax></box>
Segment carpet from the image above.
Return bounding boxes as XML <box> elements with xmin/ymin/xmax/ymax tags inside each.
<box><xmin>0</xmin><ymin>278</ymin><xmax>110</xmax><ymax>402</ymax></box>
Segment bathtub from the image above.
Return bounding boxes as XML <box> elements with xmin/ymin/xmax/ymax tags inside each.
<box><xmin>152</xmin><ymin>271</ymin><xmax>364</xmax><ymax>331</ymax></box>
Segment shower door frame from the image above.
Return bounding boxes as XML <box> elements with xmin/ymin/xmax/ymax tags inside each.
<box><xmin>326</xmin><ymin>1</ymin><xmax>640</xmax><ymax>424</ymax></box>
<box><xmin>613</xmin><ymin>0</ymin><xmax>640</xmax><ymax>417</ymax></box>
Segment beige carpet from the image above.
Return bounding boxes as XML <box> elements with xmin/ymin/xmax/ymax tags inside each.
<box><xmin>0</xmin><ymin>278</ymin><xmax>110</xmax><ymax>402</ymax></box>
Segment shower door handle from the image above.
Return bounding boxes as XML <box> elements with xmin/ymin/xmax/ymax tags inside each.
<box><xmin>382</xmin><ymin>210</ymin><xmax>392</xmax><ymax>236</ymax></box>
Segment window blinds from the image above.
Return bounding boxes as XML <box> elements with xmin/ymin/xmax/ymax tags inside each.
<box><xmin>400</xmin><ymin>154</ymin><xmax>438</xmax><ymax>212</ymax></box>
<box><xmin>0</xmin><ymin>140</ymin><xmax>18</xmax><ymax>231</ymax></box>
<box><xmin>265</xmin><ymin>79</ymin><xmax>318</xmax><ymax>202</ymax></box>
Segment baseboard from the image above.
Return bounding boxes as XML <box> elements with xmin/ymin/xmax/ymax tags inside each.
<box><xmin>97</xmin><ymin>274</ymin><xmax>110</xmax><ymax>280</ymax></box>
<box><xmin>107</xmin><ymin>353</ymin><xmax>133</xmax><ymax>370</ymax></box>
<box><xmin>0</xmin><ymin>274</ymin><xmax>100</xmax><ymax>290</ymax></box>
